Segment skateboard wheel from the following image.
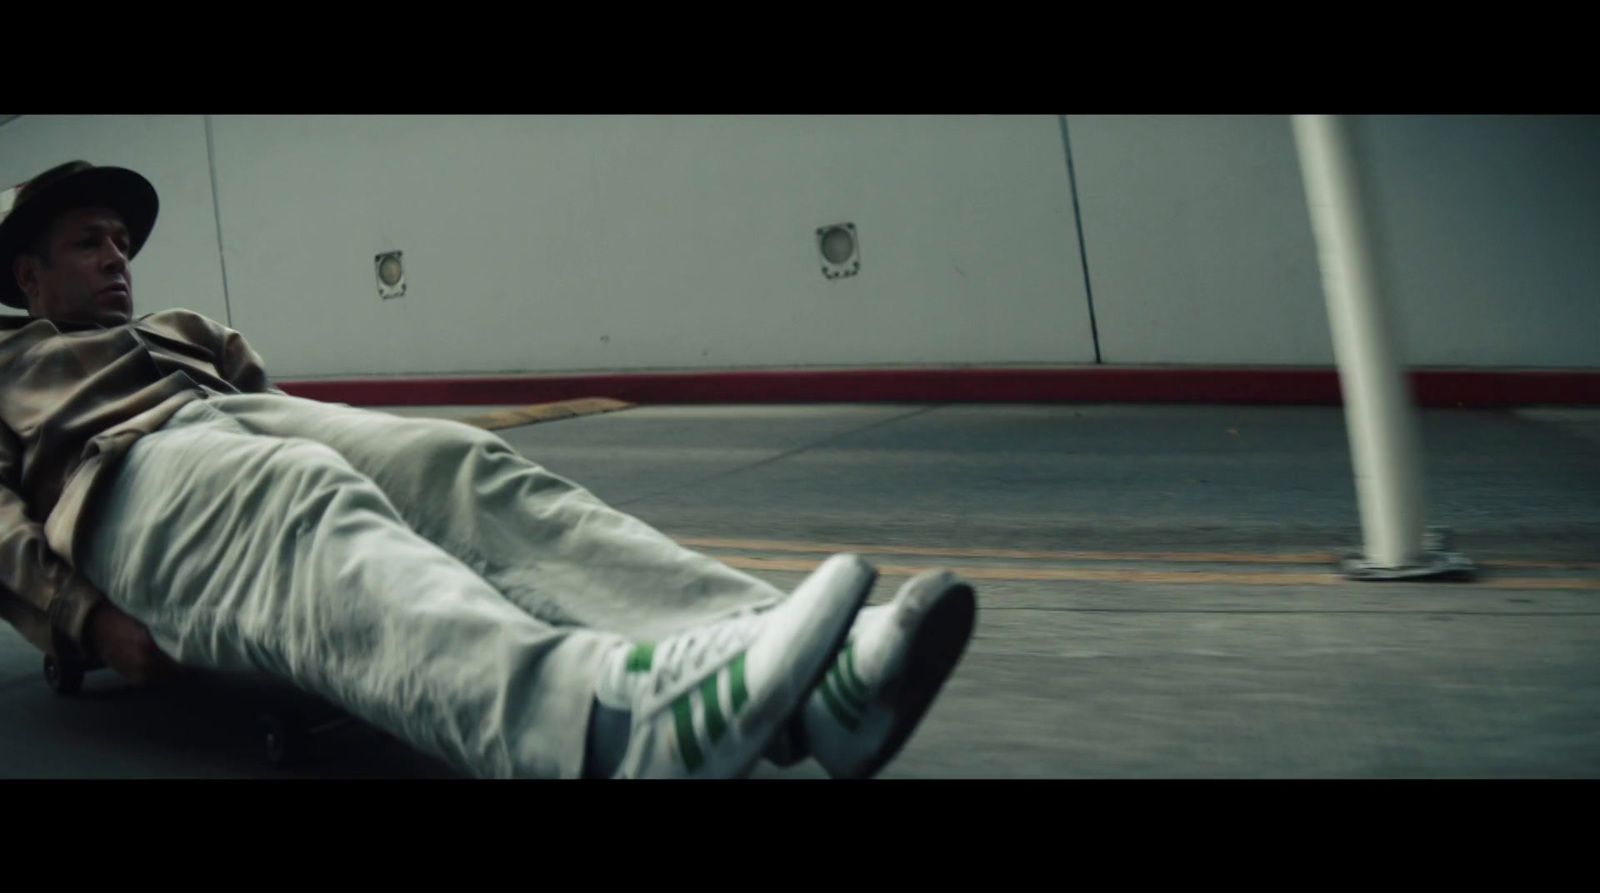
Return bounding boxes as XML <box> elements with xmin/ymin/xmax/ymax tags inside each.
<box><xmin>43</xmin><ymin>655</ymin><xmax>85</xmax><ymax>696</ymax></box>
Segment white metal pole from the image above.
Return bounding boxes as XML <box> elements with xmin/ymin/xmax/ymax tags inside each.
<box><xmin>1291</xmin><ymin>114</ymin><xmax>1424</xmax><ymax>569</ymax></box>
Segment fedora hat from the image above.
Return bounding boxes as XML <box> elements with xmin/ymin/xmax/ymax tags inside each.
<box><xmin>0</xmin><ymin>160</ymin><xmax>159</xmax><ymax>309</ymax></box>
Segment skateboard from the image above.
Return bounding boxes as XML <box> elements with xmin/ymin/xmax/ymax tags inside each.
<box><xmin>42</xmin><ymin>653</ymin><xmax>360</xmax><ymax>769</ymax></box>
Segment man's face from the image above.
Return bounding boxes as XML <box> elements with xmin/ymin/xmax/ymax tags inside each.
<box><xmin>12</xmin><ymin>206</ymin><xmax>134</xmax><ymax>326</ymax></box>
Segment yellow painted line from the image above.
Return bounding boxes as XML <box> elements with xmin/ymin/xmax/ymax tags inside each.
<box><xmin>680</xmin><ymin>537</ymin><xmax>1334</xmax><ymax>564</ymax></box>
<box><xmin>718</xmin><ymin>556</ymin><xmax>1339</xmax><ymax>585</ymax></box>
<box><xmin>681</xmin><ymin>537</ymin><xmax>1600</xmax><ymax>570</ymax></box>
<box><xmin>715</xmin><ymin>556</ymin><xmax>1600</xmax><ymax>590</ymax></box>
<box><xmin>1479</xmin><ymin>559</ymin><xmax>1600</xmax><ymax>570</ymax></box>
<box><xmin>460</xmin><ymin>397</ymin><xmax>632</xmax><ymax>431</ymax></box>
<box><xmin>1482</xmin><ymin>577</ymin><xmax>1600</xmax><ymax>590</ymax></box>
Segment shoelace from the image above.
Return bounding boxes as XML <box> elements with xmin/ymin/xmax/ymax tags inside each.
<box><xmin>649</xmin><ymin>609</ymin><xmax>763</xmax><ymax>697</ymax></box>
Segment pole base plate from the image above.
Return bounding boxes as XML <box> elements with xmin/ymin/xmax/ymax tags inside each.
<box><xmin>1338</xmin><ymin>551</ymin><xmax>1477</xmax><ymax>581</ymax></box>
<box><xmin>1336</xmin><ymin>527</ymin><xmax>1478</xmax><ymax>581</ymax></box>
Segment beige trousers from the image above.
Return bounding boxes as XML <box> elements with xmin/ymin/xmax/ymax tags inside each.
<box><xmin>79</xmin><ymin>394</ymin><xmax>785</xmax><ymax>778</ymax></box>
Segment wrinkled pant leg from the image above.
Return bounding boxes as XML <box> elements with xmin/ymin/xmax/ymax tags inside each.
<box><xmin>207</xmin><ymin>393</ymin><xmax>787</xmax><ymax>640</ymax></box>
<box><xmin>79</xmin><ymin>399</ymin><xmax>616</xmax><ymax>779</ymax></box>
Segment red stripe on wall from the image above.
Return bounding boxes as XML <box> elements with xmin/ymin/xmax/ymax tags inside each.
<box><xmin>274</xmin><ymin>367</ymin><xmax>1600</xmax><ymax>407</ymax></box>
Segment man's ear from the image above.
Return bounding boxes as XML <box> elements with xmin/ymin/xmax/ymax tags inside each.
<box><xmin>13</xmin><ymin>253</ymin><xmax>39</xmax><ymax>311</ymax></box>
<box><xmin>12</xmin><ymin>252</ymin><xmax>30</xmax><ymax>291</ymax></box>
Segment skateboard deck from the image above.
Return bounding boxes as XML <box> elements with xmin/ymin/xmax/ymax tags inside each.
<box><xmin>43</xmin><ymin>655</ymin><xmax>380</xmax><ymax>771</ymax></box>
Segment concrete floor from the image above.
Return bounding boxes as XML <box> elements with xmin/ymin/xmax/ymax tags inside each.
<box><xmin>3</xmin><ymin>403</ymin><xmax>1598</xmax><ymax>778</ymax></box>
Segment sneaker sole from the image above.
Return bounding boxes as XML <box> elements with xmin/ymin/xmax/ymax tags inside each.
<box><xmin>847</xmin><ymin>573</ymin><xmax>976</xmax><ymax>780</ymax></box>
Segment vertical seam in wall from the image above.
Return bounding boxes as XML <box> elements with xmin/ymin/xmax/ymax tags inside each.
<box><xmin>1058</xmin><ymin>115</ymin><xmax>1102</xmax><ymax>365</ymax></box>
<box><xmin>204</xmin><ymin>115</ymin><xmax>234</xmax><ymax>328</ymax></box>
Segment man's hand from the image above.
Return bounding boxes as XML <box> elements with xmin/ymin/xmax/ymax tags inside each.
<box><xmin>86</xmin><ymin>602</ymin><xmax>182</xmax><ymax>685</ymax></box>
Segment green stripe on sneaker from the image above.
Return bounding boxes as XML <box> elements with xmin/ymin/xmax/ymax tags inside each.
<box><xmin>625</xmin><ymin>642</ymin><xmax>655</xmax><ymax>673</ymax></box>
<box><xmin>839</xmin><ymin>642</ymin><xmax>870</xmax><ymax>702</ymax></box>
<box><xmin>817</xmin><ymin>674</ymin><xmax>861</xmax><ymax>731</ymax></box>
<box><xmin>672</xmin><ymin>695</ymin><xmax>704</xmax><ymax>772</ymax></box>
<box><xmin>729</xmin><ymin>652</ymin><xmax>749</xmax><ymax>713</ymax></box>
<box><xmin>831</xmin><ymin>663</ymin><xmax>867</xmax><ymax>714</ymax></box>
<box><xmin>700</xmin><ymin>676</ymin><xmax>727</xmax><ymax>743</ymax></box>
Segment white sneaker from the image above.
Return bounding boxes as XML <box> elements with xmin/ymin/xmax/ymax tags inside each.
<box><xmin>772</xmin><ymin>569</ymin><xmax>976</xmax><ymax>778</ymax></box>
<box><xmin>596</xmin><ymin>553</ymin><xmax>877</xmax><ymax>778</ymax></box>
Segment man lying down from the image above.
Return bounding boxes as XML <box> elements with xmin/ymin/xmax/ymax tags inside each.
<box><xmin>0</xmin><ymin>160</ymin><xmax>977</xmax><ymax>778</ymax></box>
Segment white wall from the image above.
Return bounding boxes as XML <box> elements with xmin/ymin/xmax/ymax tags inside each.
<box><xmin>0</xmin><ymin>115</ymin><xmax>230</xmax><ymax>325</ymax></box>
<box><xmin>1359</xmin><ymin>115</ymin><xmax>1600</xmax><ymax>368</ymax></box>
<box><xmin>1068</xmin><ymin>114</ymin><xmax>1600</xmax><ymax>368</ymax></box>
<box><xmin>1067</xmin><ymin>114</ymin><xmax>1332</xmax><ymax>366</ymax></box>
<box><xmin>207</xmin><ymin>115</ymin><xmax>1096</xmax><ymax>377</ymax></box>
<box><xmin>4</xmin><ymin>114</ymin><xmax>1598</xmax><ymax>375</ymax></box>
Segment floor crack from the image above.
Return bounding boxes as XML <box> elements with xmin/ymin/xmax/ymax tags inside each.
<box><xmin>613</xmin><ymin>404</ymin><xmax>942</xmax><ymax>509</ymax></box>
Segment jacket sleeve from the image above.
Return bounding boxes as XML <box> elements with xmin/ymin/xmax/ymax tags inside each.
<box><xmin>214</xmin><ymin>322</ymin><xmax>287</xmax><ymax>396</ymax></box>
<box><xmin>0</xmin><ymin>422</ymin><xmax>106</xmax><ymax>661</ymax></box>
